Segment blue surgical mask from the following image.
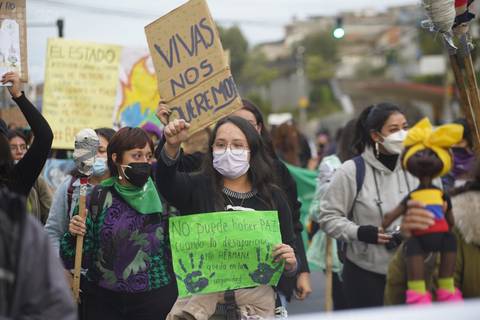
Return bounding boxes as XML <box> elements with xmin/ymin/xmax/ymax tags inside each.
<box><xmin>92</xmin><ymin>158</ymin><xmax>107</xmax><ymax>177</ymax></box>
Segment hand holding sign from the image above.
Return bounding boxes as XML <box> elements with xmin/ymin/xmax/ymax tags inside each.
<box><xmin>273</xmin><ymin>243</ymin><xmax>297</xmax><ymax>272</ymax></box>
<box><xmin>164</xmin><ymin>119</ymin><xmax>190</xmax><ymax>157</ymax></box>
<box><xmin>2</xmin><ymin>72</ymin><xmax>21</xmax><ymax>98</ymax></box>
<box><xmin>156</xmin><ymin>102</ymin><xmax>172</xmax><ymax>126</ymax></box>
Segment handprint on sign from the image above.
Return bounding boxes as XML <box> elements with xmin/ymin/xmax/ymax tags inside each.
<box><xmin>243</xmin><ymin>244</ymin><xmax>283</xmax><ymax>285</ymax></box>
<box><xmin>175</xmin><ymin>253</ymin><xmax>215</xmax><ymax>294</ymax></box>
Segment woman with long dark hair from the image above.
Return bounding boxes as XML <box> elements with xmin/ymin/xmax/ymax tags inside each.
<box><xmin>157</xmin><ymin>100</ymin><xmax>310</xmax><ymax>305</ymax></box>
<box><xmin>157</xmin><ymin>116</ymin><xmax>297</xmax><ymax>318</ymax></box>
<box><xmin>318</xmin><ymin>103</ymin><xmax>419</xmax><ymax>308</ymax></box>
<box><xmin>233</xmin><ymin>101</ymin><xmax>312</xmax><ymax>303</ymax></box>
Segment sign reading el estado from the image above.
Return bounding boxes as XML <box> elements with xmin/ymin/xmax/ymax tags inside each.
<box><xmin>145</xmin><ymin>0</ymin><xmax>242</xmax><ymax>135</ymax></box>
<box><xmin>42</xmin><ymin>39</ymin><xmax>121</xmax><ymax>149</ymax></box>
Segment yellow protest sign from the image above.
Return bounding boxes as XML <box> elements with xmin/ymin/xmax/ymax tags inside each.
<box><xmin>0</xmin><ymin>0</ymin><xmax>28</xmax><ymax>82</ymax></box>
<box><xmin>145</xmin><ymin>0</ymin><xmax>242</xmax><ymax>135</ymax></box>
<box><xmin>42</xmin><ymin>38</ymin><xmax>121</xmax><ymax>149</ymax></box>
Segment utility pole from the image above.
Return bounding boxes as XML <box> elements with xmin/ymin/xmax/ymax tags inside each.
<box><xmin>296</xmin><ymin>45</ymin><xmax>307</xmax><ymax>126</ymax></box>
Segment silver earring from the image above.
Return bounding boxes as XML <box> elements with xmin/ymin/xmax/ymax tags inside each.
<box><xmin>375</xmin><ymin>142</ymin><xmax>380</xmax><ymax>158</ymax></box>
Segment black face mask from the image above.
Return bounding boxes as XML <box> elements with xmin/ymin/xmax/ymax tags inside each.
<box><xmin>121</xmin><ymin>162</ymin><xmax>151</xmax><ymax>188</ymax></box>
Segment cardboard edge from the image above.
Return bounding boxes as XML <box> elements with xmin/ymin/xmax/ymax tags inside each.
<box><xmin>144</xmin><ymin>0</ymin><xmax>204</xmax><ymax>31</ymax></box>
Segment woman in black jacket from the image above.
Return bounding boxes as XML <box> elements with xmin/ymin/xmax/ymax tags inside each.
<box><xmin>0</xmin><ymin>72</ymin><xmax>53</xmax><ymax>197</ymax></box>
<box><xmin>233</xmin><ymin>101</ymin><xmax>311</xmax><ymax>302</ymax></box>
<box><xmin>157</xmin><ymin>116</ymin><xmax>297</xmax><ymax>318</ymax></box>
<box><xmin>157</xmin><ymin>100</ymin><xmax>311</xmax><ymax>304</ymax></box>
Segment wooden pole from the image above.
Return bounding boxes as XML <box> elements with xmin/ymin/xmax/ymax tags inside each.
<box><xmin>459</xmin><ymin>35</ymin><xmax>480</xmax><ymax>155</ymax></box>
<box><xmin>449</xmin><ymin>53</ymin><xmax>480</xmax><ymax>153</ymax></box>
<box><xmin>72</xmin><ymin>178</ymin><xmax>88</xmax><ymax>303</ymax></box>
<box><xmin>324</xmin><ymin>236</ymin><xmax>334</xmax><ymax>312</ymax></box>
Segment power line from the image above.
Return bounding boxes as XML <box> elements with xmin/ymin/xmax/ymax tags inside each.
<box><xmin>31</xmin><ymin>0</ymin><xmax>285</xmax><ymax>27</ymax></box>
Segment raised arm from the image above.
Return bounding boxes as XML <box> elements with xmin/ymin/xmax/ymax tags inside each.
<box><xmin>155</xmin><ymin>119</ymin><xmax>197</xmax><ymax>212</ymax></box>
<box><xmin>3</xmin><ymin>72</ymin><xmax>53</xmax><ymax>196</ymax></box>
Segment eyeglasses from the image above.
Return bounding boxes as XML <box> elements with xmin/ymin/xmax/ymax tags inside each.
<box><xmin>212</xmin><ymin>141</ymin><xmax>249</xmax><ymax>156</ymax></box>
<box><xmin>10</xmin><ymin>144</ymin><xmax>27</xmax><ymax>152</ymax></box>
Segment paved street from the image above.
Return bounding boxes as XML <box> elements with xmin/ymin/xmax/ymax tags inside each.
<box><xmin>288</xmin><ymin>271</ymin><xmax>326</xmax><ymax>315</ymax></box>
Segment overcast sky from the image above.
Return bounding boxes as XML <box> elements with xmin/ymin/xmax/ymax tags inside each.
<box><xmin>27</xmin><ymin>0</ymin><xmax>418</xmax><ymax>83</ymax></box>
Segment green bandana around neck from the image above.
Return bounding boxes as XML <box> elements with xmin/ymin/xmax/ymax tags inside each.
<box><xmin>100</xmin><ymin>177</ymin><xmax>163</xmax><ymax>214</ymax></box>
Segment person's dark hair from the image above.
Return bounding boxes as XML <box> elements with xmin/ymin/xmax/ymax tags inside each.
<box><xmin>203</xmin><ymin>116</ymin><xmax>278</xmax><ymax>210</ymax></box>
<box><xmin>316</xmin><ymin>128</ymin><xmax>330</xmax><ymax>139</ymax></box>
<box><xmin>0</xmin><ymin>133</ymin><xmax>13</xmax><ymax>184</ymax></box>
<box><xmin>7</xmin><ymin>129</ymin><xmax>27</xmax><ymax>145</ymax></box>
<box><xmin>271</xmin><ymin>123</ymin><xmax>300</xmax><ymax>166</ymax></box>
<box><xmin>95</xmin><ymin>127</ymin><xmax>116</xmax><ymax>143</ymax></box>
<box><xmin>353</xmin><ymin>103</ymin><xmax>404</xmax><ymax>154</ymax></box>
<box><xmin>241</xmin><ymin>99</ymin><xmax>276</xmax><ymax>158</ymax></box>
<box><xmin>337</xmin><ymin>119</ymin><xmax>359</xmax><ymax>162</ymax></box>
<box><xmin>453</xmin><ymin>118</ymin><xmax>473</xmax><ymax>149</ymax></box>
<box><xmin>107</xmin><ymin>127</ymin><xmax>154</xmax><ymax>177</ymax></box>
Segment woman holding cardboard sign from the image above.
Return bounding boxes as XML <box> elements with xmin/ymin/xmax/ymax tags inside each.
<box><xmin>158</xmin><ymin>100</ymin><xmax>312</xmax><ymax>307</ymax></box>
<box><xmin>157</xmin><ymin>116</ymin><xmax>297</xmax><ymax>319</ymax></box>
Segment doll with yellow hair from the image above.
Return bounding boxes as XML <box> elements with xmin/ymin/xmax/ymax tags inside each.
<box><xmin>383</xmin><ymin>118</ymin><xmax>464</xmax><ymax>304</ymax></box>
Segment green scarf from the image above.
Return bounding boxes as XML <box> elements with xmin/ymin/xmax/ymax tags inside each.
<box><xmin>100</xmin><ymin>177</ymin><xmax>163</xmax><ymax>215</ymax></box>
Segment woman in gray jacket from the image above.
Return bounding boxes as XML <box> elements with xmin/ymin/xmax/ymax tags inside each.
<box><xmin>318</xmin><ymin>103</ymin><xmax>418</xmax><ymax>308</ymax></box>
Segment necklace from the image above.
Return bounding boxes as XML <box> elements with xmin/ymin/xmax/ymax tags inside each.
<box><xmin>222</xmin><ymin>187</ymin><xmax>256</xmax><ymax>209</ymax></box>
<box><xmin>224</xmin><ymin>193</ymin><xmax>246</xmax><ymax>208</ymax></box>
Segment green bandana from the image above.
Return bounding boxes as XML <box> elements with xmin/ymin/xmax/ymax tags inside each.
<box><xmin>100</xmin><ymin>177</ymin><xmax>163</xmax><ymax>215</ymax></box>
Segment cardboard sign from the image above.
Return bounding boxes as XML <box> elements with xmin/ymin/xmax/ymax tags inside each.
<box><xmin>169</xmin><ymin>211</ymin><xmax>284</xmax><ymax>298</ymax></box>
<box><xmin>0</xmin><ymin>0</ymin><xmax>27</xmax><ymax>82</ymax></box>
<box><xmin>42</xmin><ymin>38</ymin><xmax>121</xmax><ymax>149</ymax></box>
<box><xmin>145</xmin><ymin>0</ymin><xmax>242</xmax><ymax>135</ymax></box>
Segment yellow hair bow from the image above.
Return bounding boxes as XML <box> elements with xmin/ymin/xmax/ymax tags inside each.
<box><xmin>403</xmin><ymin>118</ymin><xmax>464</xmax><ymax>177</ymax></box>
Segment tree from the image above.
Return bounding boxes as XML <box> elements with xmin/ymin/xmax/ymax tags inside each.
<box><xmin>301</xmin><ymin>31</ymin><xmax>339</xmax><ymax>64</ymax></box>
<box><xmin>298</xmin><ymin>32</ymin><xmax>340</xmax><ymax>116</ymax></box>
<box><xmin>240</xmin><ymin>50</ymin><xmax>279</xmax><ymax>87</ymax></box>
<box><xmin>218</xmin><ymin>26</ymin><xmax>249</xmax><ymax>79</ymax></box>
<box><xmin>305</xmin><ymin>55</ymin><xmax>336</xmax><ymax>82</ymax></box>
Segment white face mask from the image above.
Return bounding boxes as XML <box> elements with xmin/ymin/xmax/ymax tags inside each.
<box><xmin>380</xmin><ymin>129</ymin><xmax>407</xmax><ymax>155</ymax></box>
<box><xmin>213</xmin><ymin>149</ymin><xmax>250</xmax><ymax>179</ymax></box>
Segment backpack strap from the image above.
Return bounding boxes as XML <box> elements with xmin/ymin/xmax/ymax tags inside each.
<box><xmin>66</xmin><ymin>176</ymin><xmax>78</xmax><ymax>217</ymax></box>
<box><xmin>89</xmin><ymin>185</ymin><xmax>110</xmax><ymax>222</ymax></box>
<box><xmin>347</xmin><ymin>156</ymin><xmax>366</xmax><ymax>220</ymax></box>
<box><xmin>337</xmin><ymin>155</ymin><xmax>367</xmax><ymax>263</ymax></box>
<box><xmin>224</xmin><ymin>290</ymin><xmax>238</xmax><ymax>320</ymax></box>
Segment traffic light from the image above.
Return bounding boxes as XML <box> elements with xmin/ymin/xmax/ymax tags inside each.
<box><xmin>333</xmin><ymin>17</ymin><xmax>344</xmax><ymax>39</ymax></box>
<box><xmin>56</xmin><ymin>19</ymin><xmax>64</xmax><ymax>38</ymax></box>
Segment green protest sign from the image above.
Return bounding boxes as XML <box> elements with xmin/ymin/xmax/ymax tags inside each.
<box><xmin>169</xmin><ymin>211</ymin><xmax>283</xmax><ymax>297</ymax></box>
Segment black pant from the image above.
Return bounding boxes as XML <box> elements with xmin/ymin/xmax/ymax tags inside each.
<box><xmin>332</xmin><ymin>272</ymin><xmax>348</xmax><ymax>310</ymax></box>
<box><xmin>342</xmin><ymin>259</ymin><xmax>386</xmax><ymax>309</ymax></box>
<box><xmin>83</xmin><ymin>280</ymin><xmax>178</xmax><ymax>320</ymax></box>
